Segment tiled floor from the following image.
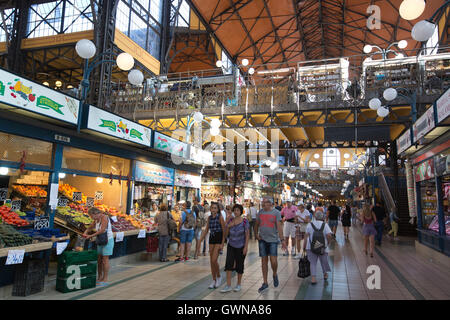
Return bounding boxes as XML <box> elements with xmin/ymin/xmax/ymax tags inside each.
<box><xmin>5</xmin><ymin>222</ymin><xmax>450</xmax><ymax>300</ymax></box>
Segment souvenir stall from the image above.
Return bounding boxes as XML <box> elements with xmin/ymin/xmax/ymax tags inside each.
<box><xmin>174</xmin><ymin>170</ymin><xmax>202</xmax><ymax>203</ymax></box>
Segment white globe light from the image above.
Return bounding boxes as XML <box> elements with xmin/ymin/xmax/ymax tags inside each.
<box><xmin>116</xmin><ymin>52</ymin><xmax>134</xmax><ymax>71</ymax></box>
<box><xmin>43</xmin><ymin>81</ymin><xmax>49</xmax><ymax>86</ymax></box>
<box><xmin>210</xmin><ymin>127</ymin><xmax>220</xmax><ymax>136</ymax></box>
<box><xmin>383</xmin><ymin>88</ymin><xmax>398</xmax><ymax>101</ymax></box>
<box><xmin>369</xmin><ymin>98</ymin><xmax>381</xmax><ymax>110</ymax></box>
<box><xmin>265</xmin><ymin>160</ymin><xmax>272</xmax><ymax>166</ymax></box>
<box><xmin>397</xmin><ymin>40</ymin><xmax>408</xmax><ymax>49</ymax></box>
<box><xmin>193</xmin><ymin>111</ymin><xmax>204</xmax><ymax>123</ymax></box>
<box><xmin>58</xmin><ymin>173</ymin><xmax>66</xmax><ymax>179</ymax></box>
<box><xmin>344</xmin><ymin>153</ymin><xmax>350</xmax><ymax>159</ymax></box>
<box><xmin>55</xmin><ymin>80</ymin><xmax>62</xmax><ymax>87</ymax></box>
<box><xmin>314</xmin><ymin>153</ymin><xmax>320</xmax><ymax>159</ymax></box>
<box><xmin>399</xmin><ymin>0</ymin><xmax>425</xmax><ymax>21</ymax></box>
<box><xmin>75</xmin><ymin>39</ymin><xmax>96</xmax><ymax>59</ymax></box>
<box><xmin>395</xmin><ymin>53</ymin><xmax>405</xmax><ymax>59</ymax></box>
<box><xmin>128</xmin><ymin>69</ymin><xmax>144</xmax><ymax>85</ymax></box>
<box><xmin>270</xmin><ymin>162</ymin><xmax>278</xmax><ymax>170</ymax></box>
<box><xmin>363</xmin><ymin>44</ymin><xmax>372</xmax><ymax>54</ymax></box>
<box><xmin>0</xmin><ymin>167</ymin><xmax>8</xmax><ymax>175</ymax></box>
<box><xmin>210</xmin><ymin>118</ymin><xmax>221</xmax><ymax>128</ymax></box>
<box><xmin>377</xmin><ymin>106</ymin><xmax>390</xmax><ymax>118</ymax></box>
<box><xmin>96</xmin><ymin>177</ymin><xmax>103</xmax><ymax>183</ymax></box>
<box><xmin>412</xmin><ymin>20</ymin><xmax>436</xmax><ymax>42</ymax></box>
<box><xmin>248</xmin><ymin>67</ymin><xmax>255</xmax><ymax>75</ymax></box>
<box><xmin>241</xmin><ymin>58</ymin><xmax>249</xmax><ymax>66</ymax></box>
<box><xmin>216</xmin><ymin>60</ymin><xmax>223</xmax><ymax>68</ymax></box>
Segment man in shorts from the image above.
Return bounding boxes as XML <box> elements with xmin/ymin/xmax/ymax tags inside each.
<box><xmin>327</xmin><ymin>200</ymin><xmax>340</xmax><ymax>238</ymax></box>
<box><xmin>281</xmin><ymin>200</ymin><xmax>298</xmax><ymax>256</ymax></box>
<box><xmin>255</xmin><ymin>198</ymin><xmax>286</xmax><ymax>293</ymax></box>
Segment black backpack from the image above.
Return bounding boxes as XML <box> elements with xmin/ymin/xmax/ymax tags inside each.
<box><xmin>310</xmin><ymin>222</ymin><xmax>326</xmax><ymax>255</ymax></box>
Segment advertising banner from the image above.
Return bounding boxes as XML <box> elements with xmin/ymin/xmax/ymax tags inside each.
<box><xmin>0</xmin><ymin>68</ymin><xmax>79</xmax><ymax>124</ymax></box>
<box><xmin>135</xmin><ymin>161</ymin><xmax>175</xmax><ymax>185</ymax></box>
<box><xmin>87</xmin><ymin>106</ymin><xmax>152</xmax><ymax>146</ymax></box>
<box><xmin>414</xmin><ymin>158</ymin><xmax>435</xmax><ymax>182</ymax></box>
<box><xmin>436</xmin><ymin>87</ymin><xmax>450</xmax><ymax>124</ymax></box>
<box><xmin>154</xmin><ymin>132</ymin><xmax>187</xmax><ymax>158</ymax></box>
<box><xmin>175</xmin><ymin>170</ymin><xmax>201</xmax><ymax>189</ymax></box>
<box><xmin>413</xmin><ymin>106</ymin><xmax>435</xmax><ymax>142</ymax></box>
<box><xmin>397</xmin><ymin>128</ymin><xmax>412</xmax><ymax>154</ymax></box>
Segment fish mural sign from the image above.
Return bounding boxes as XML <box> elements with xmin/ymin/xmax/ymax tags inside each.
<box><xmin>0</xmin><ymin>68</ymin><xmax>79</xmax><ymax>124</ymax></box>
<box><xmin>154</xmin><ymin>131</ymin><xmax>187</xmax><ymax>158</ymax></box>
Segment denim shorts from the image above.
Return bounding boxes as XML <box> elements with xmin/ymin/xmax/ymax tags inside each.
<box><xmin>328</xmin><ymin>220</ymin><xmax>338</xmax><ymax>228</ymax></box>
<box><xmin>258</xmin><ymin>240</ymin><xmax>278</xmax><ymax>257</ymax></box>
<box><xmin>97</xmin><ymin>237</ymin><xmax>114</xmax><ymax>256</ymax></box>
<box><xmin>180</xmin><ymin>229</ymin><xmax>195</xmax><ymax>244</ymax></box>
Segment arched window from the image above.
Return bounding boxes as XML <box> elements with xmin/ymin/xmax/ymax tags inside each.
<box><xmin>323</xmin><ymin>148</ymin><xmax>340</xmax><ymax>169</ymax></box>
<box><xmin>309</xmin><ymin>161</ymin><xmax>320</xmax><ymax>168</ymax></box>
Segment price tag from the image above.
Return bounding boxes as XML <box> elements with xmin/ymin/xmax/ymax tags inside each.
<box><xmin>57</xmin><ymin>198</ymin><xmax>69</xmax><ymax>207</ymax></box>
<box><xmin>11</xmin><ymin>200</ymin><xmax>21</xmax><ymax>212</ymax></box>
<box><xmin>56</xmin><ymin>242</ymin><xmax>68</xmax><ymax>255</ymax></box>
<box><xmin>34</xmin><ymin>216</ymin><xmax>50</xmax><ymax>230</ymax></box>
<box><xmin>115</xmin><ymin>231</ymin><xmax>124</xmax><ymax>242</ymax></box>
<box><xmin>95</xmin><ymin>191</ymin><xmax>103</xmax><ymax>201</ymax></box>
<box><xmin>0</xmin><ymin>188</ymin><xmax>8</xmax><ymax>201</ymax></box>
<box><xmin>137</xmin><ymin>229</ymin><xmax>146</xmax><ymax>238</ymax></box>
<box><xmin>111</xmin><ymin>216</ymin><xmax>118</xmax><ymax>223</ymax></box>
<box><xmin>86</xmin><ymin>197</ymin><xmax>94</xmax><ymax>208</ymax></box>
<box><xmin>72</xmin><ymin>192</ymin><xmax>82</xmax><ymax>202</ymax></box>
<box><xmin>6</xmin><ymin>250</ymin><xmax>25</xmax><ymax>265</ymax></box>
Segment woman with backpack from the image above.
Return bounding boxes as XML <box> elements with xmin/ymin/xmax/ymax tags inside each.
<box><xmin>360</xmin><ymin>204</ymin><xmax>377</xmax><ymax>257</ymax></box>
<box><xmin>220</xmin><ymin>204</ymin><xmax>250</xmax><ymax>293</ymax></box>
<box><xmin>175</xmin><ymin>201</ymin><xmax>197</xmax><ymax>262</ymax></box>
<box><xmin>199</xmin><ymin>202</ymin><xmax>225</xmax><ymax>289</ymax></box>
<box><xmin>302</xmin><ymin>210</ymin><xmax>332</xmax><ymax>285</ymax></box>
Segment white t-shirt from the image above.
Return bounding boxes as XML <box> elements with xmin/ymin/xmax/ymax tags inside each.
<box><xmin>296</xmin><ymin>210</ymin><xmax>310</xmax><ymax>224</ymax></box>
<box><xmin>305</xmin><ymin>221</ymin><xmax>332</xmax><ymax>253</ymax></box>
<box><xmin>250</xmin><ymin>207</ymin><xmax>258</xmax><ymax>219</ymax></box>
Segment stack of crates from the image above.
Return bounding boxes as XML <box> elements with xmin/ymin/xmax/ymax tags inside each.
<box><xmin>12</xmin><ymin>258</ymin><xmax>46</xmax><ymax>296</ymax></box>
<box><xmin>56</xmin><ymin>250</ymin><xmax>97</xmax><ymax>293</ymax></box>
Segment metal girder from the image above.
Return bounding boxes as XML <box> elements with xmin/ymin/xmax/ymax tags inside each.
<box><xmin>209</xmin><ymin>0</ymin><xmax>253</xmax><ymax>29</ymax></box>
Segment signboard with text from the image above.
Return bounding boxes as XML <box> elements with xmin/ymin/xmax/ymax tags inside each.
<box><xmin>436</xmin><ymin>87</ymin><xmax>450</xmax><ymax>124</ymax></box>
<box><xmin>0</xmin><ymin>68</ymin><xmax>79</xmax><ymax>124</ymax></box>
<box><xmin>135</xmin><ymin>161</ymin><xmax>175</xmax><ymax>185</ymax></box>
<box><xmin>413</xmin><ymin>106</ymin><xmax>435</xmax><ymax>142</ymax></box>
<box><xmin>397</xmin><ymin>128</ymin><xmax>412</xmax><ymax>154</ymax></box>
<box><xmin>415</xmin><ymin>158</ymin><xmax>435</xmax><ymax>182</ymax></box>
<box><xmin>154</xmin><ymin>132</ymin><xmax>187</xmax><ymax>158</ymax></box>
<box><xmin>174</xmin><ymin>170</ymin><xmax>201</xmax><ymax>189</ymax></box>
<box><xmin>87</xmin><ymin>105</ymin><xmax>152</xmax><ymax>146</ymax></box>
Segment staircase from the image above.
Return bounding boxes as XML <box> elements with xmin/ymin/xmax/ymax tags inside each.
<box><xmin>384</xmin><ymin>174</ymin><xmax>417</xmax><ymax>237</ymax></box>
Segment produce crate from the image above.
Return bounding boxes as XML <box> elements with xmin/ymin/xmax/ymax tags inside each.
<box><xmin>58</xmin><ymin>250</ymin><xmax>97</xmax><ymax>266</ymax></box>
<box><xmin>56</xmin><ymin>274</ymin><xmax>96</xmax><ymax>293</ymax></box>
<box><xmin>57</xmin><ymin>261</ymin><xmax>97</xmax><ymax>278</ymax></box>
<box><xmin>146</xmin><ymin>236</ymin><xmax>158</xmax><ymax>253</ymax></box>
<box><xmin>12</xmin><ymin>259</ymin><xmax>46</xmax><ymax>296</ymax></box>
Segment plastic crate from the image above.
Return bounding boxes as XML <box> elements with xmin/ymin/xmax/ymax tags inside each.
<box><xmin>57</xmin><ymin>261</ymin><xmax>97</xmax><ymax>278</ymax></box>
<box><xmin>12</xmin><ymin>259</ymin><xmax>46</xmax><ymax>296</ymax></box>
<box><xmin>146</xmin><ymin>236</ymin><xmax>158</xmax><ymax>253</ymax></box>
<box><xmin>56</xmin><ymin>274</ymin><xmax>96</xmax><ymax>293</ymax></box>
<box><xmin>58</xmin><ymin>250</ymin><xmax>97</xmax><ymax>266</ymax></box>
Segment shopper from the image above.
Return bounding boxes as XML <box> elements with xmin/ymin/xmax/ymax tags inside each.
<box><xmin>351</xmin><ymin>203</ymin><xmax>358</xmax><ymax>225</ymax></box>
<box><xmin>341</xmin><ymin>203</ymin><xmax>352</xmax><ymax>239</ymax></box>
<box><xmin>199</xmin><ymin>202</ymin><xmax>225</xmax><ymax>288</ymax></box>
<box><xmin>83</xmin><ymin>207</ymin><xmax>114</xmax><ymax>286</ymax></box>
<box><xmin>255</xmin><ymin>198</ymin><xmax>286</xmax><ymax>293</ymax></box>
<box><xmin>281</xmin><ymin>200</ymin><xmax>298</xmax><ymax>256</ymax></box>
<box><xmin>249</xmin><ymin>202</ymin><xmax>258</xmax><ymax>240</ymax></box>
<box><xmin>193</xmin><ymin>198</ymin><xmax>206</xmax><ymax>259</ymax></box>
<box><xmin>302</xmin><ymin>210</ymin><xmax>332</xmax><ymax>284</ymax></box>
<box><xmin>388</xmin><ymin>209</ymin><xmax>400</xmax><ymax>240</ymax></box>
<box><xmin>294</xmin><ymin>204</ymin><xmax>310</xmax><ymax>259</ymax></box>
<box><xmin>361</xmin><ymin>204</ymin><xmax>377</xmax><ymax>257</ymax></box>
<box><xmin>176</xmin><ymin>201</ymin><xmax>196</xmax><ymax>262</ymax></box>
<box><xmin>372</xmin><ymin>201</ymin><xmax>387</xmax><ymax>246</ymax></box>
<box><xmin>221</xmin><ymin>204</ymin><xmax>250</xmax><ymax>293</ymax></box>
<box><xmin>155</xmin><ymin>203</ymin><xmax>172</xmax><ymax>262</ymax></box>
<box><xmin>306</xmin><ymin>204</ymin><xmax>314</xmax><ymax>220</ymax></box>
<box><xmin>327</xmin><ymin>200</ymin><xmax>340</xmax><ymax>238</ymax></box>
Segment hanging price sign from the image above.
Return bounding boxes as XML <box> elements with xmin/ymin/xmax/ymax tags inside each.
<box><xmin>6</xmin><ymin>250</ymin><xmax>25</xmax><ymax>265</ymax></box>
<box><xmin>95</xmin><ymin>191</ymin><xmax>103</xmax><ymax>201</ymax></box>
<box><xmin>86</xmin><ymin>197</ymin><xmax>95</xmax><ymax>208</ymax></box>
<box><xmin>72</xmin><ymin>192</ymin><xmax>82</xmax><ymax>202</ymax></box>
<box><xmin>115</xmin><ymin>232</ymin><xmax>124</xmax><ymax>242</ymax></box>
<box><xmin>0</xmin><ymin>188</ymin><xmax>8</xmax><ymax>201</ymax></box>
<box><xmin>11</xmin><ymin>200</ymin><xmax>21</xmax><ymax>211</ymax></box>
<box><xmin>57</xmin><ymin>198</ymin><xmax>69</xmax><ymax>207</ymax></box>
<box><xmin>137</xmin><ymin>229</ymin><xmax>146</xmax><ymax>238</ymax></box>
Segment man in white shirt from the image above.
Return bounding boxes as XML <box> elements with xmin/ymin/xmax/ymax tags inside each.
<box><xmin>294</xmin><ymin>204</ymin><xmax>310</xmax><ymax>259</ymax></box>
<box><xmin>248</xmin><ymin>202</ymin><xmax>258</xmax><ymax>240</ymax></box>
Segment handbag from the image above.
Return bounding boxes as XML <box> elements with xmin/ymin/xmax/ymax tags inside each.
<box><xmin>297</xmin><ymin>253</ymin><xmax>311</xmax><ymax>278</ymax></box>
<box><xmin>96</xmin><ymin>217</ymin><xmax>110</xmax><ymax>246</ymax></box>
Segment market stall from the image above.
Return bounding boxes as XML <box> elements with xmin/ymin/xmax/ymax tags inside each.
<box><xmin>174</xmin><ymin>170</ymin><xmax>201</xmax><ymax>203</ymax></box>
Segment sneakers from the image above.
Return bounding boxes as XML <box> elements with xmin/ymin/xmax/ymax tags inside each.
<box><xmin>258</xmin><ymin>283</ymin><xmax>269</xmax><ymax>293</ymax></box>
<box><xmin>273</xmin><ymin>275</ymin><xmax>279</xmax><ymax>288</ymax></box>
<box><xmin>294</xmin><ymin>253</ymin><xmax>302</xmax><ymax>259</ymax></box>
<box><xmin>175</xmin><ymin>257</ymin><xmax>184</xmax><ymax>262</ymax></box>
<box><xmin>185</xmin><ymin>257</ymin><xmax>190</xmax><ymax>261</ymax></box>
<box><xmin>208</xmin><ymin>281</ymin><xmax>216</xmax><ymax>289</ymax></box>
<box><xmin>220</xmin><ymin>285</ymin><xmax>232</xmax><ymax>293</ymax></box>
<box><xmin>234</xmin><ymin>285</ymin><xmax>241</xmax><ymax>292</ymax></box>
<box><xmin>215</xmin><ymin>276</ymin><xmax>222</xmax><ymax>288</ymax></box>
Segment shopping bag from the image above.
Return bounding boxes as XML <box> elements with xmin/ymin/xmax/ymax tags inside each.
<box><xmin>297</xmin><ymin>254</ymin><xmax>311</xmax><ymax>278</ymax></box>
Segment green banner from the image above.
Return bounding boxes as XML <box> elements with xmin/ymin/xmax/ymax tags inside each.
<box><xmin>0</xmin><ymin>81</ymin><xmax>4</xmax><ymax>96</ymax></box>
<box><xmin>36</xmin><ymin>96</ymin><xmax>64</xmax><ymax>115</ymax></box>
<box><xmin>99</xmin><ymin>119</ymin><xmax>116</xmax><ymax>132</ymax></box>
<box><xmin>130</xmin><ymin>128</ymin><xmax>143</xmax><ymax>140</ymax></box>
